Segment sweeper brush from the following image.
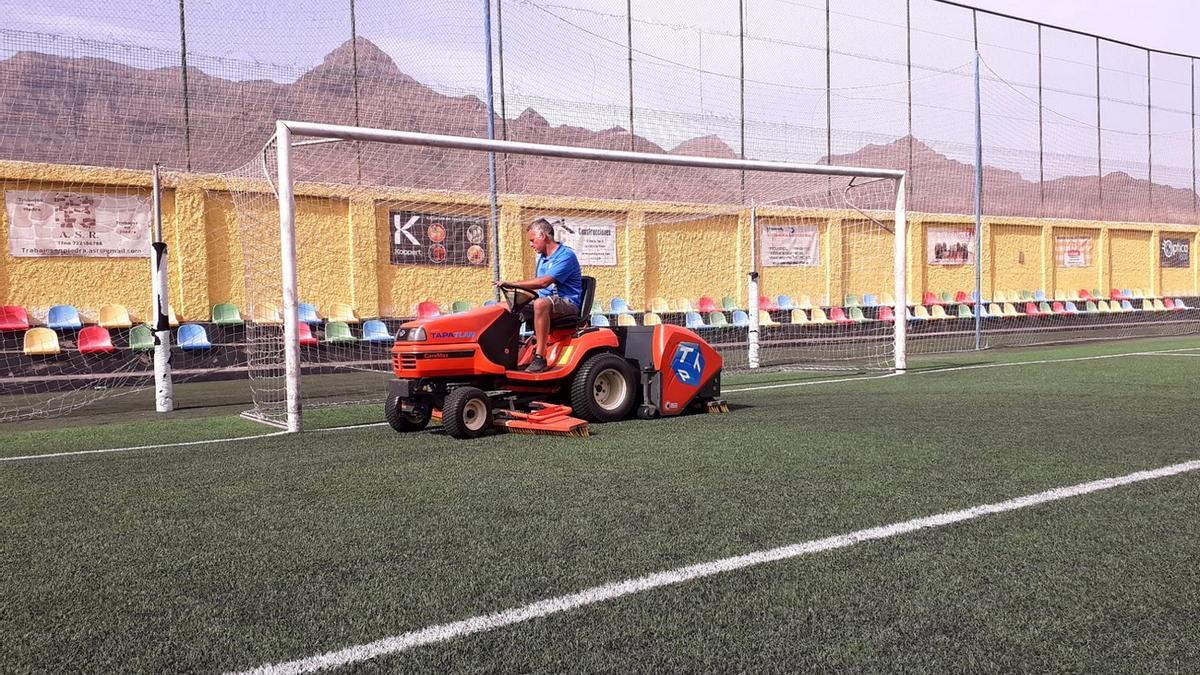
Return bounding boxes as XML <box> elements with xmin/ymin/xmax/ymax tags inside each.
<box><xmin>431</xmin><ymin>402</ymin><xmax>590</xmax><ymax>438</ymax></box>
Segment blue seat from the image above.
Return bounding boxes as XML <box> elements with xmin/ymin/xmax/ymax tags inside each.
<box><xmin>862</xmin><ymin>294</ymin><xmax>878</xmax><ymax>307</ymax></box>
<box><xmin>361</xmin><ymin>319</ymin><xmax>394</xmax><ymax>343</ymax></box>
<box><xmin>1175</xmin><ymin>298</ymin><xmax>1190</xmax><ymax>309</ymax></box>
<box><xmin>483</xmin><ymin>300</ymin><xmax>498</xmax><ymax>307</ymax></box>
<box><xmin>178</xmin><ymin>323</ymin><xmax>212</xmax><ymax>350</ymax></box>
<box><xmin>590</xmin><ymin>314</ymin><xmax>610</xmax><ymax>327</ymax></box>
<box><xmin>685</xmin><ymin>312</ymin><xmax>706</xmax><ymax>329</ymax></box>
<box><xmin>1121</xmin><ymin>288</ymin><xmax>1133</xmax><ymax>299</ymax></box>
<box><xmin>298</xmin><ymin>303</ymin><xmax>321</xmax><ymax>324</ymax></box>
<box><xmin>731</xmin><ymin>310</ymin><xmax>749</xmax><ymax>326</ymax></box>
<box><xmin>776</xmin><ymin>295</ymin><xmax>794</xmax><ymax>310</ymax></box>
<box><xmin>1064</xmin><ymin>301</ymin><xmax>1080</xmax><ymax>314</ymax></box>
<box><xmin>1121</xmin><ymin>300</ymin><xmax>1135</xmax><ymax>311</ymax></box>
<box><xmin>47</xmin><ymin>304</ymin><xmax>82</xmax><ymax>330</ymax></box>
<box><xmin>1033</xmin><ymin>290</ymin><xmax>1047</xmax><ymax>301</ymax></box>
<box><xmin>610</xmin><ymin>298</ymin><xmax>631</xmax><ymax>314</ymax></box>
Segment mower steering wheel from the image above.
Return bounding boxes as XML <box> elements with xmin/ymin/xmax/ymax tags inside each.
<box><xmin>498</xmin><ymin>284</ymin><xmax>537</xmax><ymax>311</ymax></box>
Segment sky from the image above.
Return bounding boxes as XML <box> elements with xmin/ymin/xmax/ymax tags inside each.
<box><xmin>0</xmin><ymin>0</ymin><xmax>1196</xmax><ymax>181</ymax></box>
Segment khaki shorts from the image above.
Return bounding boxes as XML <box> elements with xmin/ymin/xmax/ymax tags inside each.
<box><xmin>520</xmin><ymin>295</ymin><xmax>578</xmax><ymax>321</ymax></box>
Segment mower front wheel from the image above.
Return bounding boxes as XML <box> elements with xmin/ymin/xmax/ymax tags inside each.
<box><xmin>442</xmin><ymin>386</ymin><xmax>494</xmax><ymax>439</ymax></box>
<box><xmin>385</xmin><ymin>394</ymin><xmax>432</xmax><ymax>432</ymax></box>
<box><xmin>571</xmin><ymin>352</ymin><xmax>637</xmax><ymax>423</ymax></box>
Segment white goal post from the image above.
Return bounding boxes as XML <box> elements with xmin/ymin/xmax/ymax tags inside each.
<box><xmin>271</xmin><ymin>120</ymin><xmax>907</xmax><ymax>432</ymax></box>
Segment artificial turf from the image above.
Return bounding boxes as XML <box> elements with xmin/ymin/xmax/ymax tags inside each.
<box><xmin>2</xmin><ymin>336</ymin><xmax>1199</xmax><ymax>672</ymax></box>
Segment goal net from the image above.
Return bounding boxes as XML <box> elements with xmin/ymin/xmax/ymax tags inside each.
<box><xmin>221</xmin><ymin>121</ymin><xmax>909</xmax><ymax>431</ymax></box>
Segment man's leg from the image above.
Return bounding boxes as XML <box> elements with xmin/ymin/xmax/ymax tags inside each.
<box><xmin>533</xmin><ymin>297</ymin><xmax>550</xmax><ymax>357</ymax></box>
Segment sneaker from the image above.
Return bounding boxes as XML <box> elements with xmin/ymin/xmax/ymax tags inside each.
<box><xmin>525</xmin><ymin>354</ymin><xmax>548</xmax><ymax>373</ymax></box>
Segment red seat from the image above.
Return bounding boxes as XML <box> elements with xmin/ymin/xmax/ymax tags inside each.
<box><xmin>1109</xmin><ymin>288</ymin><xmax>1123</xmax><ymax>300</ymax></box>
<box><xmin>1051</xmin><ymin>301</ymin><xmax>1066</xmax><ymax>314</ymax></box>
<box><xmin>77</xmin><ymin>325</ymin><xmax>115</xmax><ymax>354</ymax></box>
<box><xmin>0</xmin><ymin>305</ymin><xmax>30</xmax><ymax>331</ymax></box>
<box><xmin>1078</xmin><ymin>289</ymin><xmax>1092</xmax><ymax>300</ymax></box>
<box><xmin>922</xmin><ymin>291</ymin><xmax>939</xmax><ymax>305</ymax></box>
<box><xmin>954</xmin><ymin>290</ymin><xmax>970</xmax><ymax>304</ymax></box>
<box><xmin>696</xmin><ymin>296</ymin><xmax>718</xmax><ymax>313</ymax></box>
<box><xmin>877</xmin><ymin>306</ymin><xmax>895</xmax><ymax>322</ymax></box>
<box><xmin>1164</xmin><ymin>298</ymin><xmax>1178</xmax><ymax>310</ymax></box>
<box><xmin>1024</xmin><ymin>302</ymin><xmax>1040</xmax><ymax>316</ymax></box>
<box><xmin>758</xmin><ymin>295</ymin><xmax>779</xmax><ymax>311</ymax></box>
<box><xmin>829</xmin><ymin>307</ymin><xmax>855</xmax><ymax>324</ymax></box>
<box><xmin>417</xmin><ymin>300</ymin><xmax>441</xmax><ymax>319</ymax></box>
<box><xmin>298</xmin><ymin>322</ymin><xmax>318</xmax><ymax>346</ymax></box>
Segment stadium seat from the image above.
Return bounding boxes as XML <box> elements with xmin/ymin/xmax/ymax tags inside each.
<box><xmin>23</xmin><ymin>327</ymin><xmax>60</xmax><ymax>356</ymax></box>
<box><xmin>1164</xmin><ymin>298</ymin><xmax>1176</xmax><ymax>310</ymax></box>
<box><xmin>297</xmin><ymin>322</ymin><xmax>318</xmax><ymax>346</ymax></box>
<box><xmin>77</xmin><ymin>325</ymin><xmax>115</xmax><ymax>354</ymax></box>
<box><xmin>1121</xmin><ymin>289</ymin><xmax>1133</xmax><ymax>299</ymax></box>
<box><xmin>1002</xmin><ymin>303</ymin><xmax>1020</xmax><ymax>317</ymax></box>
<box><xmin>327</xmin><ymin>303</ymin><xmax>359</xmax><ymax>324</ymax></box>
<box><xmin>1109</xmin><ymin>288</ymin><xmax>1122</xmax><ymax>300</ymax></box>
<box><xmin>791</xmin><ymin>309</ymin><xmax>809</xmax><ymax>324</ymax></box>
<box><xmin>720</xmin><ymin>296</ymin><xmax>738</xmax><ymax>311</ymax></box>
<box><xmin>616</xmin><ymin>313</ymin><xmax>638</xmax><ymax>327</ymax></box>
<box><xmin>930</xmin><ymin>305</ymin><xmax>949</xmax><ymax>320</ymax></box>
<box><xmin>1024</xmin><ymin>302</ymin><xmax>1040</xmax><ymax>316</ymax></box>
<box><xmin>1091</xmin><ymin>289</ymin><xmax>1102</xmax><ymax>300</ymax></box>
<box><xmin>861</xmin><ymin>293</ymin><xmax>878</xmax><ymax>307</ymax></box>
<box><xmin>922</xmin><ymin>291</ymin><xmax>939</xmax><ymax>306</ymax></box>
<box><xmin>590</xmin><ymin>314</ymin><xmax>611</xmax><ymax>327</ymax></box>
<box><xmin>829</xmin><ymin>307</ymin><xmax>854</xmax><ymax>324</ymax></box>
<box><xmin>611</xmin><ymin>298</ymin><xmax>632</xmax><ymax>314</ymax></box>
<box><xmin>756</xmin><ymin>310</ymin><xmax>775</xmax><ymax>326</ymax></box>
<box><xmin>1140</xmin><ymin>299</ymin><xmax>1154</xmax><ymax>312</ymax></box>
<box><xmin>0</xmin><ymin>305</ymin><xmax>30</xmax><ymax>331</ymax></box>
<box><xmin>1132</xmin><ymin>288</ymin><xmax>1146</xmax><ymax>299</ymax></box>
<box><xmin>809</xmin><ymin>308</ymin><xmax>832</xmax><ymax>324</ymax></box>
<box><xmin>450</xmin><ymin>300</ymin><xmax>472</xmax><ymax>314</ymax></box>
<box><xmin>1084</xmin><ymin>301</ymin><xmax>1098</xmax><ymax>313</ymax></box>
<box><xmin>954</xmin><ymin>291</ymin><xmax>970</xmax><ymax>304</ymax></box>
<box><xmin>1016</xmin><ymin>290</ymin><xmax>1031</xmax><ymax>301</ymax></box>
<box><xmin>1064</xmin><ymin>302</ymin><xmax>1080</xmax><ymax>314</ymax></box>
<box><xmin>877</xmin><ymin>306</ymin><xmax>895</xmax><ymax>322</ymax></box>
<box><xmin>911</xmin><ymin>305</ymin><xmax>931</xmax><ymax>320</ymax></box>
<box><xmin>417</xmin><ymin>301</ymin><xmax>441</xmax><ymax>319</ymax></box>
<box><xmin>1174</xmin><ymin>298</ymin><xmax>1190</xmax><ymax>309</ymax></box>
<box><xmin>731</xmin><ymin>310</ymin><xmax>749</xmax><ymax>326</ymax></box>
<box><xmin>642</xmin><ymin>312</ymin><xmax>662</xmax><ymax>326</ymax></box>
<box><xmin>1121</xmin><ymin>300</ymin><xmax>1135</xmax><ymax>312</ymax></box>
<box><xmin>1053</xmin><ymin>288</ymin><xmax>1067</xmax><ymax>301</ymax></box>
<box><xmin>673</xmin><ymin>298</ymin><xmax>695</xmax><ymax>312</ymax></box>
<box><xmin>1032</xmin><ymin>290</ymin><xmax>1046</xmax><ymax>302</ymax></box>
<box><xmin>1077</xmin><ymin>289</ymin><xmax>1092</xmax><ymax>301</ymax></box>
<box><xmin>844</xmin><ymin>294</ymin><xmax>860</xmax><ymax>308</ymax></box>
<box><xmin>1096</xmin><ymin>300</ymin><xmax>1111</xmax><ymax>313</ymax></box>
<box><xmin>129</xmin><ymin>325</ymin><xmax>155</xmax><ymax>351</ymax></box>
<box><xmin>697</xmin><ymin>297</ymin><xmax>718</xmax><ymax>313</ymax></box>
<box><xmin>776</xmin><ymin>295</ymin><xmax>794</xmax><ymax>310</ymax></box>
<box><xmin>684</xmin><ymin>312</ymin><xmax>705</xmax><ymax>329</ymax></box>
<box><xmin>1050</xmin><ymin>301</ymin><xmax>1066</xmax><ymax>315</ymax></box>
<box><xmin>993</xmin><ymin>290</ymin><xmax>1008</xmax><ymax>303</ymax></box>
<box><xmin>648</xmin><ymin>297</ymin><xmax>670</xmax><ymax>313</ymax></box>
<box><xmin>361</xmin><ymin>319</ymin><xmax>394</xmax><ymax>343</ymax></box>
<box><xmin>98</xmin><ymin>304</ymin><xmax>132</xmax><ymax>329</ymax></box>
<box><xmin>848</xmin><ymin>307</ymin><xmax>870</xmax><ymax>322</ymax></box>
<box><xmin>937</xmin><ymin>291</ymin><xmax>952</xmax><ymax>305</ymax></box>
<box><xmin>324</xmin><ymin>321</ymin><xmax>357</xmax><ymax>344</ymax></box>
<box><xmin>986</xmin><ymin>303</ymin><xmax>1002</xmax><ymax>318</ymax></box>
<box><xmin>759</xmin><ymin>295</ymin><xmax>779</xmax><ymax>311</ymax></box>
<box><xmin>298</xmin><ymin>303</ymin><xmax>321</xmax><ymax>324</ymax></box>
<box><xmin>956</xmin><ymin>304</ymin><xmax>973</xmax><ymax>319</ymax></box>
<box><xmin>1038</xmin><ymin>301</ymin><xmax>1053</xmax><ymax>314</ymax></box>
<box><xmin>47</xmin><ymin>305</ymin><xmax>82</xmax><ymax>330</ymax></box>
<box><xmin>797</xmin><ymin>295</ymin><xmax>814</xmax><ymax>310</ymax></box>
<box><xmin>178</xmin><ymin>323</ymin><xmax>212</xmax><ymax>350</ymax></box>
<box><xmin>707</xmin><ymin>311</ymin><xmax>729</xmax><ymax>326</ymax></box>
<box><xmin>211</xmin><ymin>303</ymin><xmax>244</xmax><ymax>327</ymax></box>
<box><xmin>1152</xmin><ymin>298</ymin><xmax>1166</xmax><ymax>311</ymax></box>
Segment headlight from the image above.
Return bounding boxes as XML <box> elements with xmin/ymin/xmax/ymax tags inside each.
<box><xmin>405</xmin><ymin>327</ymin><xmax>427</xmax><ymax>342</ymax></box>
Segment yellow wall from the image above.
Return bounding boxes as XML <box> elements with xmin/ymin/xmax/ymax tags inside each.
<box><xmin>1</xmin><ymin>160</ymin><xmax>1197</xmax><ymax>321</ymax></box>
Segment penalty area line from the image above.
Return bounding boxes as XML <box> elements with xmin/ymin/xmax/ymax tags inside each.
<box><xmin>232</xmin><ymin>457</ymin><xmax>1200</xmax><ymax>675</ymax></box>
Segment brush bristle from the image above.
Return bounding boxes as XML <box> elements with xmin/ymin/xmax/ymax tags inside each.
<box><xmin>504</xmin><ymin>425</ymin><xmax>589</xmax><ymax>438</ymax></box>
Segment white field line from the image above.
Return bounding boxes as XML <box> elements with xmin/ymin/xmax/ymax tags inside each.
<box><xmin>234</xmin><ymin>457</ymin><xmax>1200</xmax><ymax>675</ymax></box>
<box><xmin>1135</xmin><ymin>351</ymin><xmax>1200</xmax><ymax>357</ymax></box>
<box><xmin>0</xmin><ymin>430</ymin><xmax>291</xmax><ymax>463</ymax></box>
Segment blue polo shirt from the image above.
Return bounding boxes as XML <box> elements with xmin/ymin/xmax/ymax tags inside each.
<box><xmin>536</xmin><ymin>243</ymin><xmax>583</xmax><ymax>307</ymax></box>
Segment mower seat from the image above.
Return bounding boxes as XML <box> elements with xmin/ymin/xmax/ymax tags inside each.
<box><xmin>550</xmin><ymin>275</ymin><xmax>597</xmax><ymax>330</ymax></box>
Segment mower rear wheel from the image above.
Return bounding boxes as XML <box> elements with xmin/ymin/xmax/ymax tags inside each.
<box><xmin>571</xmin><ymin>352</ymin><xmax>637</xmax><ymax>423</ymax></box>
<box><xmin>384</xmin><ymin>394</ymin><xmax>431</xmax><ymax>432</ymax></box>
<box><xmin>442</xmin><ymin>386</ymin><xmax>493</xmax><ymax>439</ymax></box>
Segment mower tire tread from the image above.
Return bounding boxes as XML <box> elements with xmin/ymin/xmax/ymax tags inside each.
<box><xmin>570</xmin><ymin>352</ymin><xmax>638</xmax><ymax>423</ymax></box>
<box><xmin>384</xmin><ymin>394</ymin><xmax>431</xmax><ymax>432</ymax></box>
<box><xmin>442</xmin><ymin>386</ymin><xmax>494</xmax><ymax>439</ymax></box>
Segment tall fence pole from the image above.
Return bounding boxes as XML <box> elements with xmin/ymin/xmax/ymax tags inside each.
<box><xmin>973</xmin><ymin>50</ymin><xmax>983</xmax><ymax>351</ymax></box>
<box><xmin>1037</xmin><ymin>25</ymin><xmax>1044</xmax><ymax>215</ymax></box>
<box><xmin>150</xmin><ymin>164</ymin><xmax>173</xmax><ymax>413</ymax></box>
<box><xmin>177</xmin><ymin>0</ymin><xmax>192</xmax><ymax>171</ymax></box>
<box><xmin>483</xmin><ymin>0</ymin><xmax>501</xmax><ymax>296</ymax></box>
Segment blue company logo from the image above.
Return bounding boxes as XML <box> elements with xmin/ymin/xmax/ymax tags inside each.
<box><xmin>670</xmin><ymin>341</ymin><xmax>705</xmax><ymax>387</ymax></box>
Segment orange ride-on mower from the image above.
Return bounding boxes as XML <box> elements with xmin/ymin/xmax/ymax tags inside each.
<box><xmin>385</xmin><ymin>276</ymin><xmax>727</xmax><ymax>439</ymax></box>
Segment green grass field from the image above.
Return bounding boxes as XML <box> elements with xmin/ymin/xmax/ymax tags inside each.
<box><xmin>3</xmin><ymin>336</ymin><xmax>1200</xmax><ymax>672</ymax></box>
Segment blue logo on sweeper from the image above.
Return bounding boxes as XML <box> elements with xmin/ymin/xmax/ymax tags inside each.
<box><xmin>671</xmin><ymin>342</ymin><xmax>704</xmax><ymax>387</ymax></box>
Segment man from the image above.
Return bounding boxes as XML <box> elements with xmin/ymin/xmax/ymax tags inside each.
<box><xmin>497</xmin><ymin>218</ymin><xmax>583</xmax><ymax>373</ymax></box>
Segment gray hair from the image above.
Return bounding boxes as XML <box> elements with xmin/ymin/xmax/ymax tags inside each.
<box><xmin>527</xmin><ymin>217</ymin><xmax>555</xmax><ymax>239</ymax></box>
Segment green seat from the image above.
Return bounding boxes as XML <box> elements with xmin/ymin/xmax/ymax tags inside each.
<box><xmin>451</xmin><ymin>300</ymin><xmax>472</xmax><ymax>314</ymax></box>
<box><xmin>848</xmin><ymin>306</ymin><xmax>869</xmax><ymax>322</ymax></box>
<box><xmin>956</xmin><ymin>303</ymin><xmax>973</xmax><ymax>319</ymax></box>
<box><xmin>1020</xmin><ymin>290</ymin><xmax>1034</xmax><ymax>301</ymax></box>
<box><xmin>211</xmin><ymin>303</ymin><xmax>244</xmax><ymax>327</ymax></box>
<box><xmin>844</xmin><ymin>294</ymin><xmax>860</xmax><ymax>307</ymax></box>
<box><xmin>721</xmin><ymin>296</ymin><xmax>737</xmax><ymax>311</ymax></box>
<box><xmin>129</xmin><ymin>325</ymin><xmax>155</xmax><ymax>351</ymax></box>
<box><xmin>1038</xmin><ymin>301</ymin><xmax>1052</xmax><ymax>314</ymax></box>
<box><xmin>324</xmin><ymin>321</ymin><xmax>357</xmax><ymax>344</ymax></box>
<box><xmin>707</xmin><ymin>311</ymin><xmax>729</xmax><ymax>326</ymax></box>
<box><xmin>938</xmin><ymin>291</ymin><xmax>953</xmax><ymax>304</ymax></box>
<box><xmin>1085</xmin><ymin>300</ymin><xmax>1098</xmax><ymax>313</ymax></box>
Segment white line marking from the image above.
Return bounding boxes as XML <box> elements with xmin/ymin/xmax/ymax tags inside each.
<box><xmin>1136</xmin><ymin>351</ymin><xmax>1200</xmax><ymax>357</ymax></box>
<box><xmin>310</xmin><ymin>422</ymin><xmax>389</xmax><ymax>432</ymax></box>
<box><xmin>725</xmin><ymin>372</ymin><xmax>898</xmax><ymax>393</ymax></box>
<box><xmin>0</xmin><ymin>431</ymin><xmax>291</xmax><ymax>463</ymax></box>
<box><xmin>235</xmin><ymin>457</ymin><xmax>1200</xmax><ymax>675</ymax></box>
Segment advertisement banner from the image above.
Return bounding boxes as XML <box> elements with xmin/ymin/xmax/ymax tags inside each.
<box><xmin>1160</xmin><ymin>235</ymin><xmax>1191</xmax><ymax>268</ymax></box>
<box><xmin>1055</xmin><ymin>236</ymin><xmax>1093</xmax><ymax>268</ymax></box>
<box><xmin>760</xmin><ymin>223</ymin><xmax>819</xmax><ymax>267</ymax></box>
<box><xmin>927</xmin><ymin>227</ymin><xmax>975</xmax><ymax>265</ymax></box>
<box><xmin>6</xmin><ymin>190</ymin><xmax>151</xmax><ymax>258</ymax></box>
<box><xmin>390</xmin><ymin>211</ymin><xmax>488</xmax><ymax>266</ymax></box>
<box><xmin>543</xmin><ymin>216</ymin><xmax>618</xmax><ymax>266</ymax></box>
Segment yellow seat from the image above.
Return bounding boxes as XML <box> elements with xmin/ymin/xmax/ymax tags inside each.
<box><xmin>758</xmin><ymin>310</ymin><xmax>776</xmax><ymax>326</ymax></box>
<box><xmin>328</xmin><ymin>303</ymin><xmax>359</xmax><ymax>324</ymax></box>
<box><xmin>1096</xmin><ymin>300</ymin><xmax>1110</xmax><ymax>312</ymax></box>
<box><xmin>1002</xmin><ymin>303</ymin><xmax>1019</xmax><ymax>317</ymax></box>
<box><xmin>642</xmin><ymin>312</ymin><xmax>662</xmax><ymax>326</ymax></box>
<box><xmin>930</xmin><ymin>305</ymin><xmax>949</xmax><ymax>320</ymax></box>
<box><xmin>23</xmin><ymin>327</ymin><xmax>60</xmax><ymax>356</ymax></box>
<box><xmin>1152</xmin><ymin>298</ymin><xmax>1167</xmax><ymax>312</ymax></box>
<box><xmin>880</xmin><ymin>292</ymin><xmax>895</xmax><ymax>307</ymax></box>
<box><xmin>252</xmin><ymin>303</ymin><xmax>283</xmax><ymax>324</ymax></box>
<box><xmin>993</xmin><ymin>290</ymin><xmax>1008</xmax><ymax>303</ymax></box>
<box><xmin>673</xmin><ymin>298</ymin><xmax>694</xmax><ymax>312</ymax></box>
<box><xmin>797</xmin><ymin>295</ymin><xmax>814</xmax><ymax>310</ymax></box>
<box><xmin>809</xmin><ymin>307</ymin><xmax>831</xmax><ymax>324</ymax></box>
<box><xmin>987</xmin><ymin>303</ymin><xmax>1002</xmax><ymax>317</ymax></box>
<box><xmin>648</xmin><ymin>297</ymin><xmax>670</xmax><ymax>313</ymax></box>
<box><xmin>912</xmin><ymin>305</ymin><xmax>931</xmax><ymax>320</ymax></box>
<box><xmin>1133</xmin><ymin>288</ymin><xmax>1148</xmax><ymax>299</ymax></box>
<box><xmin>791</xmin><ymin>309</ymin><xmax>809</xmax><ymax>324</ymax></box>
<box><xmin>98</xmin><ymin>304</ymin><xmax>132</xmax><ymax>329</ymax></box>
<box><xmin>1141</xmin><ymin>299</ymin><xmax>1154</xmax><ymax>311</ymax></box>
<box><xmin>616</xmin><ymin>313</ymin><xmax>638</xmax><ymax>326</ymax></box>
<box><xmin>1053</xmin><ymin>288</ymin><xmax>1067</xmax><ymax>301</ymax></box>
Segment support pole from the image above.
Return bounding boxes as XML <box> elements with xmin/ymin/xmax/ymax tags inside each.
<box><xmin>275</xmin><ymin>122</ymin><xmax>302</xmax><ymax>433</ymax></box>
<box><xmin>893</xmin><ymin>175</ymin><xmax>907</xmax><ymax>373</ymax></box>
<box><xmin>150</xmin><ymin>164</ymin><xmax>173</xmax><ymax>413</ymax></box>
<box><xmin>973</xmin><ymin>50</ymin><xmax>983</xmax><ymax>351</ymax></box>
<box><xmin>483</xmin><ymin>0</ymin><xmax>502</xmax><ymax>297</ymax></box>
<box><xmin>747</xmin><ymin>206</ymin><xmax>760</xmax><ymax>369</ymax></box>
